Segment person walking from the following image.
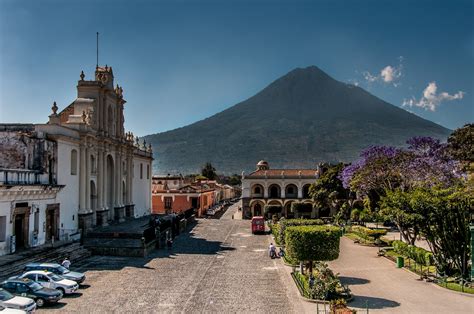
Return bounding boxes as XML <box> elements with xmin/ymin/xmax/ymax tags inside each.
<box><xmin>61</xmin><ymin>257</ymin><xmax>71</xmax><ymax>269</ymax></box>
<box><xmin>268</xmin><ymin>243</ymin><xmax>276</xmax><ymax>258</ymax></box>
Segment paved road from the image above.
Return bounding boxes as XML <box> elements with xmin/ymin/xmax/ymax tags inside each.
<box><xmin>42</xmin><ymin>203</ymin><xmax>306</xmax><ymax>313</ymax></box>
<box><xmin>328</xmin><ymin>237</ymin><xmax>474</xmax><ymax>313</ymax></box>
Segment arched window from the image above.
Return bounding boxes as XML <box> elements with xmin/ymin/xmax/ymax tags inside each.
<box><xmin>70</xmin><ymin>149</ymin><xmax>77</xmax><ymax>175</ymax></box>
<box><xmin>285</xmin><ymin>184</ymin><xmax>298</xmax><ymax>198</ymax></box>
<box><xmin>269</xmin><ymin>184</ymin><xmax>281</xmax><ymax>198</ymax></box>
<box><xmin>251</xmin><ymin>184</ymin><xmax>264</xmax><ymax>197</ymax></box>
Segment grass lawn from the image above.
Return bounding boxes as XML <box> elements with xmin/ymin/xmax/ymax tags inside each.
<box><xmin>384</xmin><ymin>249</ymin><xmax>436</xmax><ymax>275</ymax></box>
<box><xmin>344</xmin><ymin>232</ymin><xmax>374</xmax><ymax>245</ymax></box>
<box><xmin>437</xmin><ymin>281</ymin><xmax>474</xmax><ymax>294</ymax></box>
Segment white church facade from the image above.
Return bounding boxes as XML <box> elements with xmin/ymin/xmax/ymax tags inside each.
<box><xmin>0</xmin><ymin>65</ymin><xmax>153</xmax><ymax>255</ymax></box>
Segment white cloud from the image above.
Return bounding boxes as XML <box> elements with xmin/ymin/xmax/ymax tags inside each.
<box><xmin>363</xmin><ymin>56</ymin><xmax>403</xmax><ymax>87</ymax></box>
<box><xmin>402</xmin><ymin>81</ymin><xmax>465</xmax><ymax>111</ymax></box>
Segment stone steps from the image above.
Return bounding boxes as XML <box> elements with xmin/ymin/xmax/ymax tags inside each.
<box><xmin>0</xmin><ymin>242</ymin><xmax>91</xmax><ymax>281</ymax></box>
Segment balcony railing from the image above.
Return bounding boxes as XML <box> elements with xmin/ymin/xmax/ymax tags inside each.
<box><xmin>0</xmin><ymin>168</ymin><xmax>56</xmax><ymax>185</ymax></box>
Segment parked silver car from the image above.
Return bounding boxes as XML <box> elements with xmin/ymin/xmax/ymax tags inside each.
<box><xmin>16</xmin><ymin>271</ymin><xmax>79</xmax><ymax>295</ymax></box>
<box><xmin>0</xmin><ymin>289</ymin><xmax>36</xmax><ymax>313</ymax></box>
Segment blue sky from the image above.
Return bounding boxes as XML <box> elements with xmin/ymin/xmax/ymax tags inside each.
<box><xmin>0</xmin><ymin>0</ymin><xmax>472</xmax><ymax>136</ymax></box>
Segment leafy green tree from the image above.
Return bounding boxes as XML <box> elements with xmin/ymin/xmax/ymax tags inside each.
<box><xmin>285</xmin><ymin>225</ymin><xmax>341</xmax><ymax>273</ymax></box>
<box><xmin>447</xmin><ymin>123</ymin><xmax>474</xmax><ymax>164</ymax></box>
<box><xmin>310</xmin><ymin>163</ymin><xmax>350</xmax><ymax>215</ymax></box>
<box><xmin>229</xmin><ymin>174</ymin><xmax>241</xmax><ymax>186</ymax></box>
<box><xmin>380</xmin><ymin>189</ymin><xmax>424</xmax><ymax>245</ymax></box>
<box><xmin>409</xmin><ymin>186</ymin><xmax>472</xmax><ymax>278</ymax></box>
<box><xmin>201</xmin><ymin>162</ymin><xmax>217</xmax><ymax>180</ymax></box>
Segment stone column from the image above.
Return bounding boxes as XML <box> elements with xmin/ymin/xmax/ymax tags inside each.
<box><xmin>297</xmin><ymin>182</ymin><xmax>303</xmax><ymax>199</ymax></box>
<box><xmin>263</xmin><ymin>183</ymin><xmax>268</xmax><ymax>198</ymax></box>
<box><xmin>97</xmin><ymin>148</ymin><xmax>103</xmax><ymax>209</ymax></box>
<box><xmin>128</xmin><ymin>154</ymin><xmax>133</xmax><ymax>204</ymax></box>
<box><xmin>116</xmin><ymin>151</ymin><xmax>122</xmax><ymax>205</ymax></box>
<box><xmin>85</xmin><ymin>146</ymin><xmax>90</xmax><ymax>211</ymax></box>
<box><xmin>79</xmin><ymin>144</ymin><xmax>86</xmax><ymax>211</ymax></box>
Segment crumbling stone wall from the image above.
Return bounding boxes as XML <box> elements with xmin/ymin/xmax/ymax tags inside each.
<box><xmin>0</xmin><ymin>125</ymin><xmax>57</xmax><ymax>175</ymax></box>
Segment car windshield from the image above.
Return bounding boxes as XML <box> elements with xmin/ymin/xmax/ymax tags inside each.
<box><xmin>0</xmin><ymin>289</ymin><xmax>14</xmax><ymax>301</ymax></box>
<box><xmin>50</xmin><ymin>274</ymin><xmax>63</xmax><ymax>282</ymax></box>
<box><xmin>57</xmin><ymin>265</ymin><xmax>69</xmax><ymax>274</ymax></box>
<box><xmin>27</xmin><ymin>282</ymin><xmax>43</xmax><ymax>291</ymax></box>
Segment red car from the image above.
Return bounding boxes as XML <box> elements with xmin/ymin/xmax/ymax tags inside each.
<box><xmin>251</xmin><ymin>216</ymin><xmax>265</xmax><ymax>234</ymax></box>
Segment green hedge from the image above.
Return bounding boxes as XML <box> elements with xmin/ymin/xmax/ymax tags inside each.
<box><xmin>350</xmin><ymin>225</ymin><xmax>387</xmax><ymax>241</ymax></box>
<box><xmin>285</xmin><ymin>225</ymin><xmax>341</xmax><ymax>262</ymax></box>
<box><xmin>278</xmin><ymin>219</ymin><xmax>325</xmax><ymax>244</ymax></box>
<box><xmin>271</xmin><ymin>223</ymin><xmax>281</xmax><ymax>245</ymax></box>
<box><xmin>392</xmin><ymin>240</ymin><xmax>434</xmax><ymax>266</ymax></box>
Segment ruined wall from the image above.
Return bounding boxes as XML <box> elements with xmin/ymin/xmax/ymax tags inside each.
<box><xmin>0</xmin><ymin>125</ymin><xmax>57</xmax><ymax>176</ymax></box>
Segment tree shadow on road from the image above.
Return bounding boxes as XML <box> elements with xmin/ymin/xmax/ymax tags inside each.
<box><xmin>73</xmin><ymin>228</ymin><xmax>234</xmax><ymax>272</ymax></box>
<box><xmin>155</xmin><ymin>230</ymin><xmax>236</xmax><ymax>258</ymax></box>
<box><xmin>339</xmin><ymin>276</ymin><xmax>370</xmax><ymax>285</ymax></box>
<box><xmin>349</xmin><ymin>295</ymin><xmax>400</xmax><ymax>309</ymax></box>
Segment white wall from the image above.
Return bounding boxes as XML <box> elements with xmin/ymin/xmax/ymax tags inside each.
<box><xmin>55</xmin><ymin>140</ymin><xmax>80</xmax><ymax>231</ymax></box>
<box><xmin>132</xmin><ymin>155</ymin><xmax>152</xmax><ymax>217</ymax></box>
<box><xmin>0</xmin><ymin>196</ymin><xmax>59</xmax><ymax>256</ymax></box>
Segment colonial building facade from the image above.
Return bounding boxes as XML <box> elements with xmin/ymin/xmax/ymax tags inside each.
<box><xmin>0</xmin><ymin>66</ymin><xmax>152</xmax><ymax>255</ymax></box>
<box><xmin>241</xmin><ymin>160</ymin><xmax>319</xmax><ymax>219</ymax></box>
<box><xmin>151</xmin><ymin>176</ymin><xmax>237</xmax><ymax>217</ymax></box>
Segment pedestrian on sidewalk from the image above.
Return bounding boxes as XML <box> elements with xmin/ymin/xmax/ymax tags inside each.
<box><xmin>62</xmin><ymin>257</ymin><xmax>71</xmax><ymax>269</ymax></box>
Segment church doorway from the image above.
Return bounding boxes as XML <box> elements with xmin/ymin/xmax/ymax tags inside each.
<box><xmin>45</xmin><ymin>204</ymin><xmax>59</xmax><ymax>241</ymax></box>
<box><xmin>14</xmin><ymin>215</ymin><xmax>25</xmax><ymax>249</ymax></box>
<box><xmin>13</xmin><ymin>204</ymin><xmax>30</xmax><ymax>249</ymax></box>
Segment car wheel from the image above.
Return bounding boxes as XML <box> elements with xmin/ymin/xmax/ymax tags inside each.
<box><xmin>36</xmin><ymin>298</ymin><xmax>45</xmax><ymax>307</ymax></box>
<box><xmin>58</xmin><ymin>287</ymin><xmax>65</xmax><ymax>295</ymax></box>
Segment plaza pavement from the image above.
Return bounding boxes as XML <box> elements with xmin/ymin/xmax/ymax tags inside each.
<box><xmin>40</xmin><ymin>203</ymin><xmax>473</xmax><ymax>313</ymax></box>
<box><xmin>328</xmin><ymin>237</ymin><xmax>474</xmax><ymax>313</ymax></box>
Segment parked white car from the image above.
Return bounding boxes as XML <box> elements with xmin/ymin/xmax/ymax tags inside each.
<box><xmin>0</xmin><ymin>289</ymin><xmax>36</xmax><ymax>313</ymax></box>
<box><xmin>17</xmin><ymin>271</ymin><xmax>79</xmax><ymax>295</ymax></box>
<box><xmin>0</xmin><ymin>305</ymin><xmax>27</xmax><ymax>313</ymax></box>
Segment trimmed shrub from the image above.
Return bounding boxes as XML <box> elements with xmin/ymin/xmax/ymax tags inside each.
<box><xmin>285</xmin><ymin>225</ymin><xmax>341</xmax><ymax>262</ymax></box>
<box><xmin>271</xmin><ymin>223</ymin><xmax>281</xmax><ymax>245</ymax></box>
<box><xmin>350</xmin><ymin>226</ymin><xmax>387</xmax><ymax>241</ymax></box>
<box><xmin>278</xmin><ymin>219</ymin><xmax>325</xmax><ymax>244</ymax></box>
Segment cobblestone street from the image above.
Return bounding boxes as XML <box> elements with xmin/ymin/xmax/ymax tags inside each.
<box><xmin>41</xmin><ymin>204</ymin><xmax>306</xmax><ymax>313</ymax></box>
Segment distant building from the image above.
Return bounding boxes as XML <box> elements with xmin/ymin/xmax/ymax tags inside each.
<box><xmin>151</xmin><ymin>176</ymin><xmax>237</xmax><ymax>217</ymax></box>
<box><xmin>0</xmin><ymin>65</ymin><xmax>153</xmax><ymax>255</ymax></box>
<box><xmin>241</xmin><ymin>160</ymin><xmax>320</xmax><ymax>219</ymax></box>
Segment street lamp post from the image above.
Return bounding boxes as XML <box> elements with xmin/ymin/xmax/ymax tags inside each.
<box><xmin>470</xmin><ymin>212</ymin><xmax>474</xmax><ymax>281</ymax></box>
